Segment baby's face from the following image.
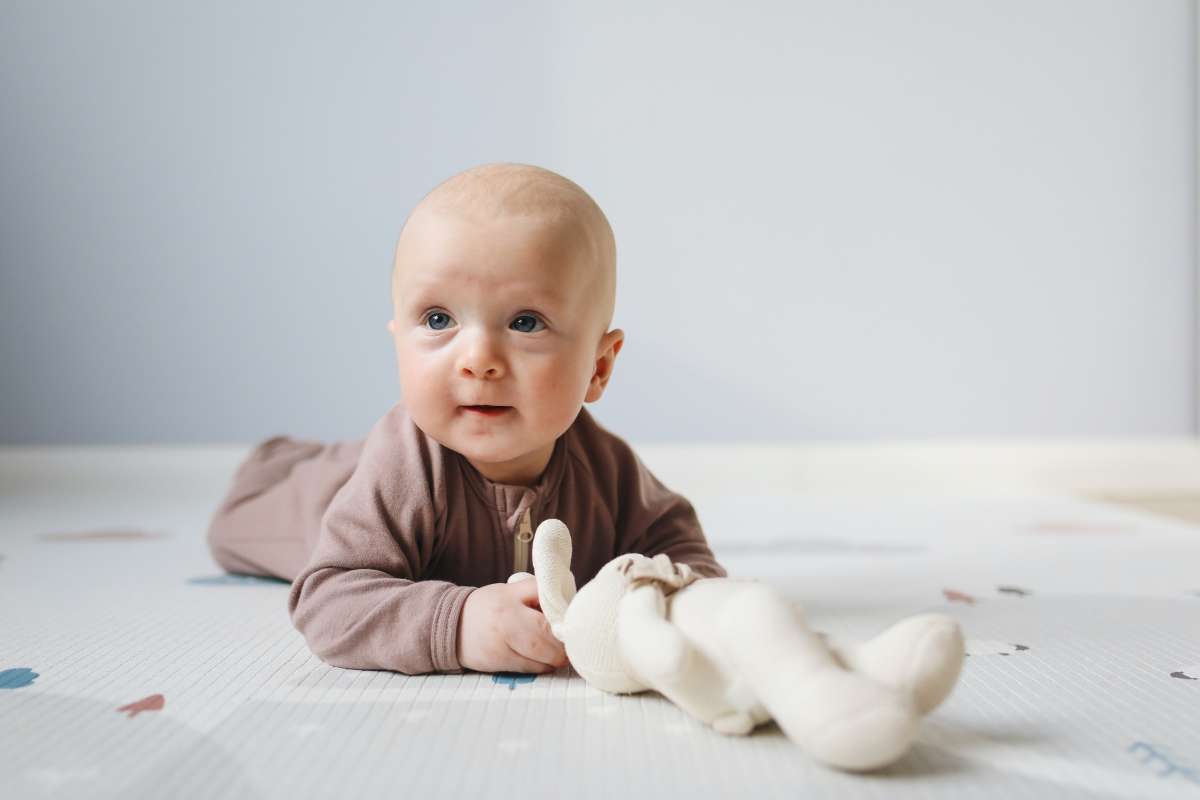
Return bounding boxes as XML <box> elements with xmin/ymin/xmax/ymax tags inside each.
<box><xmin>388</xmin><ymin>210</ymin><xmax>622</xmax><ymax>486</ymax></box>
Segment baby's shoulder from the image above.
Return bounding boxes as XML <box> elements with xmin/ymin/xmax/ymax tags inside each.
<box><xmin>567</xmin><ymin>407</ymin><xmax>644</xmax><ymax>485</ymax></box>
<box><xmin>358</xmin><ymin>403</ymin><xmax>450</xmax><ymax>506</ymax></box>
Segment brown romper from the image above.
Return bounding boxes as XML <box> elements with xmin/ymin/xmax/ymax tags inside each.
<box><xmin>206</xmin><ymin>402</ymin><xmax>726</xmax><ymax>675</ymax></box>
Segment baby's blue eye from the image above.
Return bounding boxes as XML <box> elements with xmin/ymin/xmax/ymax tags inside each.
<box><xmin>511</xmin><ymin>315</ymin><xmax>545</xmax><ymax>334</ymax></box>
<box><xmin>424</xmin><ymin>311</ymin><xmax>453</xmax><ymax>331</ymax></box>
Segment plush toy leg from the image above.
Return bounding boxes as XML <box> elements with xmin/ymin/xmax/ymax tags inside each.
<box><xmin>711</xmin><ymin>710</ymin><xmax>757</xmax><ymax>736</ymax></box>
<box><xmin>716</xmin><ymin>585</ymin><xmax>919</xmax><ymax>772</ymax></box>
<box><xmin>822</xmin><ymin>614</ymin><xmax>965</xmax><ymax>715</ymax></box>
<box><xmin>619</xmin><ymin>585</ymin><xmax>742</xmax><ymax>725</ymax></box>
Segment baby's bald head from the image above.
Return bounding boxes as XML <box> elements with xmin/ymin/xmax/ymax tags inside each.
<box><xmin>392</xmin><ymin>163</ymin><xmax>617</xmax><ymax>342</ymax></box>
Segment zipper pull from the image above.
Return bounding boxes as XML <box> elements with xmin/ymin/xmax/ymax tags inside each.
<box><xmin>513</xmin><ymin>507</ymin><xmax>534</xmax><ymax>574</ymax></box>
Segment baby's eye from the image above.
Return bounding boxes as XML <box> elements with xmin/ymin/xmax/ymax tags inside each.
<box><xmin>423</xmin><ymin>311</ymin><xmax>454</xmax><ymax>331</ymax></box>
<box><xmin>510</xmin><ymin>314</ymin><xmax>546</xmax><ymax>334</ymax></box>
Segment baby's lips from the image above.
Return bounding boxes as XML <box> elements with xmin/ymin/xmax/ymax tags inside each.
<box><xmin>460</xmin><ymin>404</ymin><xmax>515</xmax><ymax>416</ymax></box>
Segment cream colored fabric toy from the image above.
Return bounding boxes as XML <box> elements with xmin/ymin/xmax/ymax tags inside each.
<box><xmin>509</xmin><ymin>519</ymin><xmax>965</xmax><ymax>772</ymax></box>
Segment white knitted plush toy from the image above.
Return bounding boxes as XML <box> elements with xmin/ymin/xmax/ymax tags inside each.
<box><xmin>508</xmin><ymin>519</ymin><xmax>965</xmax><ymax>772</ymax></box>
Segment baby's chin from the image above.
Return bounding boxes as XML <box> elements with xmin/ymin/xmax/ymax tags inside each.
<box><xmin>410</xmin><ymin>405</ymin><xmax>562</xmax><ymax>466</ymax></box>
<box><xmin>432</xmin><ymin>417</ymin><xmax>516</xmax><ymax>455</ymax></box>
<box><xmin>451</xmin><ymin>433</ymin><xmax>559</xmax><ymax>480</ymax></box>
<box><xmin>452</xmin><ymin>437</ymin><xmax>542</xmax><ymax>467</ymax></box>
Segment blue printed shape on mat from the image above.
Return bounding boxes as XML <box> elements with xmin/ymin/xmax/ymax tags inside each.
<box><xmin>1128</xmin><ymin>741</ymin><xmax>1200</xmax><ymax>784</ymax></box>
<box><xmin>188</xmin><ymin>574</ymin><xmax>290</xmax><ymax>586</ymax></box>
<box><xmin>492</xmin><ymin>673</ymin><xmax>537</xmax><ymax>690</ymax></box>
<box><xmin>0</xmin><ymin>668</ymin><xmax>39</xmax><ymax>689</ymax></box>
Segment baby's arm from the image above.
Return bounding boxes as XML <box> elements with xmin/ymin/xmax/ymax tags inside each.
<box><xmin>285</xmin><ymin>412</ymin><xmax>471</xmax><ymax>675</ymax></box>
<box><xmin>290</xmin><ymin>552</ymin><xmax>564</xmax><ymax>674</ymax></box>
<box><xmin>287</xmin><ymin>528</ymin><xmax>473</xmax><ymax>675</ymax></box>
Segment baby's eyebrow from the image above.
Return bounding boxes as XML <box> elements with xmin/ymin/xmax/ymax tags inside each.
<box><xmin>406</xmin><ymin>285</ymin><xmax>567</xmax><ymax>309</ymax></box>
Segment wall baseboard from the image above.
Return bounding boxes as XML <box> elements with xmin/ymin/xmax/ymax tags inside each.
<box><xmin>4</xmin><ymin>439</ymin><xmax>1200</xmax><ymax>525</ymax></box>
<box><xmin>636</xmin><ymin>437</ymin><xmax>1200</xmax><ymax>495</ymax></box>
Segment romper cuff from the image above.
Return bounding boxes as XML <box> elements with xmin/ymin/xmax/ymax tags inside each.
<box><xmin>431</xmin><ymin>585</ymin><xmax>476</xmax><ymax>673</ymax></box>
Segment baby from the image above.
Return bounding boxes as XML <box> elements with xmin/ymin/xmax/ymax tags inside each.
<box><xmin>207</xmin><ymin>162</ymin><xmax>727</xmax><ymax>677</ymax></box>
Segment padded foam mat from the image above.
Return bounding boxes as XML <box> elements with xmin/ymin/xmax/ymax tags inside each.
<box><xmin>2</xmin><ymin>454</ymin><xmax>1199</xmax><ymax>798</ymax></box>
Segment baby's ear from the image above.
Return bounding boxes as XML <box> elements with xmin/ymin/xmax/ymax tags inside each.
<box><xmin>531</xmin><ymin>519</ymin><xmax>576</xmax><ymax>634</ymax></box>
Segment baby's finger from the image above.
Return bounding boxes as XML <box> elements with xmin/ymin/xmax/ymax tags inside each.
<box><xmin>501</xmin><ymin>646</ymin><xmax>557</xmax><ymax>674</ymax></box>
<box><xmin>508</xmin><ymin>607</ymin><xmax>568</xmax><ymax>668</ymax></box>
<box><xmin>535</xmin><ymin>609</ymin><xmax>571</xmax><ymax>666</ymax></box>
<box><xmin>509</xmin><ymin>576</ymin><xmax>542</xmax><ymax>609</ymax></box>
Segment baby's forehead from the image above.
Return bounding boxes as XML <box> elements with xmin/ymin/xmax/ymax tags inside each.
<box><xmin>408</xmin><ymin>202</ymin><xmax>599</xmax><ymax>271</ymax></box>
<box><xmin>416</xmin><ymin>201</ymin><xmax>595</xmax><ymax>257</ymax></box>
<box><xmin>392</xmin><ymin>164</ymin><xmax>616</xmax><ymax>329</ymax></box>
<box><xmin>412</xmin><ymin>272</ymin><xmax>578</xmax><ymax>311</ymax></box>
<box><xmin>397</xmin><ymin>212</ymin><xmax>590</xmax><ymax>295</ymax></box>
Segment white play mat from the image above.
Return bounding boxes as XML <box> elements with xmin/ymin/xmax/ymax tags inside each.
<box><xmin>1</xmin><ymin>446</ymin><xmax>1198</xmax><ymax>798</ymax></box>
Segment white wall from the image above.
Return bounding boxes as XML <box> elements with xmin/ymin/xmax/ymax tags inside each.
<box><xmin>0</xmin><ymin>0</ymin><xmax>1194</xmax><ymax>444</ymax></box>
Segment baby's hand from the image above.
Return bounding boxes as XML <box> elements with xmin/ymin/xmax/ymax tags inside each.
<box><xmin>457</xmin><ymin>576</ymin><xmax>568</xmax><ymax>673</ymax></box>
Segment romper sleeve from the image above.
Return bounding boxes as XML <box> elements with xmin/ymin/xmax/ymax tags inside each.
<box><xmin>615</xmin><ymin>446</ymin><xmax>728</xmax><ymax>579</ymax></box>
<box><xmin>286</xmin><ymin>408</ymin><xmax>475</xmax><ymax>675</ymax></box>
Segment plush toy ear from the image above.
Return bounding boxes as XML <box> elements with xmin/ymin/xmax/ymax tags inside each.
<box><xmin>531</xmin><ymin>519</ymin><xmax>577</xmax><ymax>638</ymax></box>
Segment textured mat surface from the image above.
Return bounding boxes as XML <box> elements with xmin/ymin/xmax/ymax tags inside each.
<box><xmin>2</xmin><ymin>452</ymin><xmax>1199</xmax><ymax>799</ymax></box>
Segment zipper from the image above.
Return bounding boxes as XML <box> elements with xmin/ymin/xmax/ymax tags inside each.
<box><xmin>513</xmin><ymin>507</ymin><xmax>533</xmax><ymax>574</ymax></box>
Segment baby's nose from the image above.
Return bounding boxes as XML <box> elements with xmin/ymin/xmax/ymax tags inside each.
<box><xmin>456</xmin><ymin>335</ymin><xmax>505</xmax><ymax>378</ymax></box>
<box><xmin>460</xmin><ymin>362</ymin><xmax>502</xmax><ymax>378</ymax></box>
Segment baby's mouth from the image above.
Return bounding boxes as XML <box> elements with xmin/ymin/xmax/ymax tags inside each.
<box><xmin>462</xmin><ymin>405</ymin><xmax>512</xmax><ymax>417</ymax></box>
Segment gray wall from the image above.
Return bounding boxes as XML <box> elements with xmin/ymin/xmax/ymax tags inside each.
<box><xmin>1</xmin><ymin>0</ymin><xmax>1195</xmax><ymax>445</ymax></box>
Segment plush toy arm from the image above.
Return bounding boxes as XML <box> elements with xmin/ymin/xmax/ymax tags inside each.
<box><xmin>530</xmin><ymin>520</ymin><xmax>576</xmax><ymax>637</ymax></box>
<box><xmin>617</xmin><ymin>584</ymin><xmax>745</xmax><ymax>731</ymax></box>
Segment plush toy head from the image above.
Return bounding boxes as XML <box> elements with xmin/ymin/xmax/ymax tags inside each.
<box><xmin>530</xmin><ymin>519</ymin><xmax>663</xmax><ymax>693</ymax></box>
